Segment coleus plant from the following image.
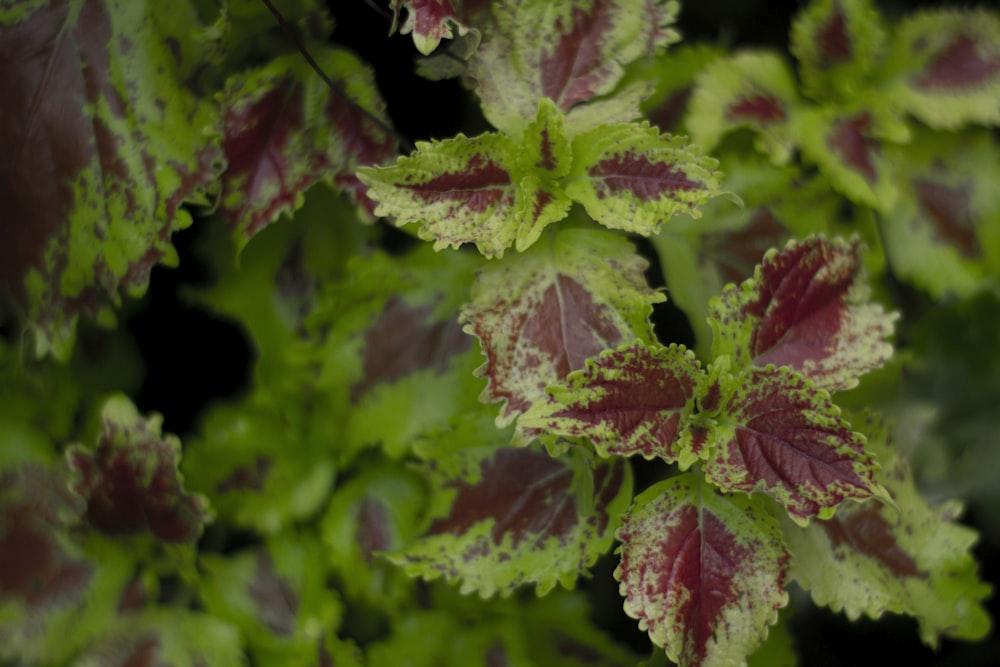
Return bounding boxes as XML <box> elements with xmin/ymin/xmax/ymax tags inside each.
<box><xmin>0</xmin><ymin>1</ymin><xmax>997</xmax><ymax>667</ymax></box>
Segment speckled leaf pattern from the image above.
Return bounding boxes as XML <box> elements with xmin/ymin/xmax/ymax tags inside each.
<box><xmin>887</xmin><ymin>9</ymin><xmax>1000</xmax><ymax>130</ymax></box>
<box><xmin>709</xmin><ymin>235</ymin><xmax>896</xmax><ymax>393</ymax></box>
<box><xmin>687</xmin><ymin>52</ymin><xmax>802</xmax><ymax>164</ymax></box>
<box><xmin>67</xmin><ymin>396</ymin><xmax>211</xmax><ymax>543</ymax></box>
<box><xmin>358</xmin><ymin>132</ymin><xmax>522</xmax><ymax>257</ymax></box>
<box><xmin>394</xmin><ymin>443</ymin><xmax>632</xmax><ymax>597</ymax></box>
<box><xmin>390</xmin><ymin>0</ymin><xmax>475</xmax><ymax>55</ymax></box>
<box><xmin>471</xmin><ymin>0</ymin><xmax>680</xmax><ymax>135</ymax></box>
<box><xmin>703</xmin><ymin>366</ymin><xmax>884</xmax><ymax>524</ymax></box>
<box><xmin>782</xmin><ymin>417</ymin><xmax>991</xmax><ymax>647</ymax></box>
<box><xmin>881</xmin><ymin>128</ymin><xmax>1000</xmax><ymax>297</ymax></box>
<box><xmin>219</xmin><ymin>47</ymin><xmax>396</xmax><ymax>242</ymax></box>
<box><xmin>616</xmin><ymin>474</ymin><xmax>789</xmax><ymax>667</ymax></box>
<box><xmin>790</xmin><ymin>0</ymin><xmax>886</xmax><ymax>100</ymax></box>
<box><xmin>565</xmin><ymin>122</ymin><xmax>727</xmax><ymax>236</ymax></box>
<box><xmin>461</xmin><ymin>229</ymin><xmax>663</xmax><ymax>426</ymax></box>
<box><xmin>0</xmin><ymin>0</ymin><xmax>222</xmax><ymax>359</ymax></box>
<box><xmin>518</xmin><ymin>342</ymin><xmax>704</xmax><ymax>465</ymax></box>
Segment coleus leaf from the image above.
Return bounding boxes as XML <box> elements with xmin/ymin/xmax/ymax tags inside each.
<box><xmin>67</xmin><ymin>395</ymin><xmax>211</xmax><ymax>543</ymax></box>
<box><xmin>789</xmin><ymin>0</ymin><xmax>886</xmax><ymax>101</ymax></box>
<box><xmin>70</xmin><ymin>609</ymin><xmax>243</xmax><ymax>667</ymax></box>
<box><xmin>616</xmin><ymin>473</ymin><xmax>789</xmax><ymax>667</ymax></box>
<box><xmin>321</xmin><ymin>464</ymin><xmax>427</xmax><ymax>612</ymax></box>
<box><xmin>703</xmin><ymin>365</ymin><xmax>885</xmax><ymax>524</ymax></box>
<box><xmin>639</xmin><ymin>43</ymin><xmax>725</xmax><ymax>134</ymax></box>
<box><xmin>518</xmin><ymin>341</ymin><xmax>704</xmax><ymax>466</ymax></box>
<box><xmin>709</xmin><ymin>235</ymin><xmax>896</xmax><ymax>393</ymax></box>
<box><xmin>781</xmin><ymin>416</ymin><xmax>991</xmax><ymax>647</ymax></box>
<box><xmin>390</xmin><ymin>0</ymin><xmax>481</xmax><ymax>56</ymax></box>
<box><xmin>686</xmin><ymin>51</ymin><xmax>802</xmax><ymax>164</ymax></box>
<box><xmin>565</xmin><ymin>121</ymin><xmax>728</xmax><ymax>236</ymax></box>
<box><xmin>886</xmin><ymin>8</ymin><xmax>1000</xmax><ymax>130</ymax></box>
<box><xmin>394</xmin><ymin>432</ymin><xmax>632</xmax><ymax>597</ymax></box>
<box><xmin>794</xmin><ymin>104</ymin><xmax>907</xmax><ymax>211</ymax></box>
<box><xmin>461</xmin><ymin>228</ymin><xmax>662</xmax><ymax>426</ymax></box>
<box><xmin>470</xmin><ymin>0</ymin><xmax>680</xmax><ymax>136</ymax></box>
<box><xmin>182</xmin><ymin>396</ymin><xmax>335</xmax><ymax>535</ymax></box>
<box><xmin>881</xmin><ymin>127</ymin><xmax>1000</xmax><ymax>298</ymax></box>
<box><xmin>0</xmin><ymin>0</ymin><xmax>223</xmax><ymax>359</ymax></box>
<box><xmin>219</xmin><ymin>46</ymin><xmax>396</xmax><ymax>243</ymax></box>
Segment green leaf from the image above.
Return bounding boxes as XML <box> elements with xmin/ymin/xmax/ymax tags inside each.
<box><xmin>687</xmin><ymin>51</ymin><xmax>802</xmax><ymax>164</ymax></box>
<box><xmin>881</xmin><ymin>127</ymin><xmax>1000</xmax><ymax>298</ymax></box>
<box><xmin>321</xmin><ymin>464</ymin><xmax>428</xmax><ymax>611</ymax></box>
<box><xmin>518</xmin><ymin>341</ymin><xmax>705</xmax><ymax>466</ymax></box>
<box><xmin>462</xmin><ymin>228</ymin><xmax>663</xmax><ymax>427</ymax></box>
<box><xmin>781</xmin><ymin>416</ymin><xmax>992</xmax><ymax>647</ymax></box>
<box><xmin>394</xmin><ymin>418</ymin><xmax>632</xmax><ymax>597</ymax></box>
<box><xmin>218</xmin><ymin>46</ymin><xmax>396</xmax><ymax>242</ymax></box>
<box><xmin>67</xmin><ymin>395</ymin><xmax>212</xmax><ymax>543</ymax></box>
<box><xmin>790</xmin><ymin>0</ymin><xmax>886</xmax><ymax>101</ymax></box>
<box><xmin>885</xmin><ymin>8</ymin><xmax>1000</xmax><ymax>130</ymax></box>
<box><xmin>709</xmin><ymin>235</ymin><xmax>896</xmax><ymax>393</ymax></box>
<box><xmin>469</xmin><ymin>0</ymin><xmax>680</xmax><ymax>135</ymax></box>
<box><xmin>565</xmin><ymin>121</ymin><xmax>729</xmax><ymax>236</ymax></box>
<box><xmin>616</xmin><ymin>473</ymin><xmax>789</xmax><ymax>667</ymax></box>
<box><xmin>0</xmin><ymin>0</ymin><xmax>223</xmax><ymax>360</ymax></box>
<box><xmin>358</xmin><ymin>132</ymin><xmax>524</xmax><ymax>257</ymax></box>
<box><xmin>703</xmin><ymin>365</ymin><xmax>886</xmax><ymax>524</ymax></box>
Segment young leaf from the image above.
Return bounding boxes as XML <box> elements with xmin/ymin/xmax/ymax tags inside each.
<box><xmin>391</xmin><ymin>0</ymin><xmax>475</xmax><ymax>56</ymax></box>
<box><xmin>565</xmin><ymin>122</ymin><xmax>728</xmax><ymax>236</ymax></box>
<box><xmin>67</xmin><ymin>395</ymin><xmax>211</xmax><ymax>543</ymax></box>
<box><xmin>0</xmin><ymin>0</ymin><xmax>222</xmax><ymax>359</ymax></box>
<box><xmin>357</xmin><ymin>132</ymin><xmax>523</xmax><ymax>257</ymax></box>
<box><xmin>881</xmin><ymin>127</ymin><xmax>1000</xmax><ymax>298</ymax></box>
<box><xmin>470</xmin><ymin>0</ymin><xmax>680</xmax><ymax>135</ymax></box>
<box><xmin>886</xmin><ymin>8</ymin><xmax>1000</xmax><ymax>130</ymax></box>
<box><xmin>394</xmin><ymin>440</ymin><xmax>632</xmax><ymax>597</ymax></box>
<box><xmin>219</xmin><ymin>47</ymin><xmax>396</xmax><ymax>242</ymax></box>
<box><xmin>790</xmin><ymin>0</ymin><xmax>886</xmax><ymax>101</ymax></box>
<box><xmin>703</xmin><ymin>365</ymin><xmax>884</xmax><ymax>523</ymax></box>
<box><xmin>462</xmin><ymin>229</ymin><xmax>663</xmax><ymax>426</ymax></box>
<box><xmin>781</xmin><ymin>417</ymin><xmax>991</xmax><ymax>647</ymax></box>
<box><xmin>616</xmin><ymin>473</ymin><xmax>789</xmax><ymax>667</ymax></box>
<box><xmin>709</xmin><ymin>235</ymin><xmax>896</xmax><ymax>393</ymax></box>
<box><xmin>518</xmin><ymin>342</ymin><xmax>704</xmax><ymax>465</ymax></box>
<box><xmin>687</xmin><ymin>51</ymin><xmax>802</xmax><ymax>164</ymax></box>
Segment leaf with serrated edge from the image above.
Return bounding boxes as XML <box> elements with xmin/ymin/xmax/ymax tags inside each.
<box><xmin>781</xmin><ymin>415</ymin><xmax>991</xmax><ymax>647</ymax></box>
<box><xmin>470</xmin><ymin>0</ymin><xmax>680</xmax><ymax>135</ymax></box>
<box><xmin>394</xmin><ymin>439</ymin><xmax>632</xmax><ymax>597</ymax></box>
<box><xmin>391</xmin><ymin>0</ymin><xmax>469</xmax><ymax>56</ymax></box>
<box><xmin>704</xmin><ymin>365</ymin><xmax>885</xmax><ymax>524</ymax></box>
<box><xmin>790</xmin><ymin>0</ymin><xmax>886</xmax><ymax>101</ymax></box>
<box><xmin>1</xmin><ymin>0</ymin><xmax>222</xmax><ymax>359</ymax></box>
<box><xmin>519</xmin><ymin>341</ymin><xmax>704</xmax><ymax>466</ymax></box>
<box><xmin>565</xmin><ymin>122</ymin><xmax>727</xmax><ymax>236</ymax></box>
<box><xmin>710</xmin><ymin>235</ymin><xmax>896</xmax><ymax>393</ymax></box>
<box><xmin>358</xmin><ymin>132</ymin><xmax>523</xmax><ymax>257</ymax></box>
<box><xmin>219</xmin><ymin>47</ymin><xmax>395</xmax><ymax>242</ymax></box>
<box><xmin>687</xmin><ymin>51</ymin><xmax>802</xmax><ymax>164</ymax></box>
<box><xmin>67</xmin><ymin>395</ymin><xmax>211</xmax><ymax>543</ymax></box>
<box><xmin>886</xmin><ymin>9</ymin><xmax>1000</xmax><ymax>130</ymax></box>
<box><xmin>462</xmin><ymin>228</ymin><xmax>663</xmax><ymax>426</ymax></box>
<box><xmin>616</xmin><ymin>473</ymin><xmax>789</xmax><ymax>667</ymax></box>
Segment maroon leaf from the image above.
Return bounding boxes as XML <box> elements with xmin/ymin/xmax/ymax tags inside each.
<box><xmin>828</xmin><ymin>111</ymin><xmax>878</xmax><ymax>182</ymax></box>
<box><xmin>814</xmin><ymin>0</ymin><xmax>853</xmax><ymax>68</ymax></box>
<box><xmin>68</xmin><ymin>397</ymin><xmax>211</xmax><ymax>543</ymax></box>
<box><xmin>711</xmin><ymin>235</ymin><xmax>895</xmax><ymax>392</ymax></box>
<box><xmin>725</xmin><ymin>93</ymin><xmax>788</xmax><ymax>124</ymax></box>
<box><xmin>823</xmin><ymin>506</ymin><xmax>926</xmax><ymax>579</ymax></box>
<box><xmin>913</xmin><ymin>178</ymin><xmax>978</xmax><ymax>259</ymax></box>
<box><xmin>701</xmin><ymin>207</ymin><xmax>788</xmax><ymax>285</ymax></box>
<box><xmin>352</xmin><ymin>296</ymin><xmax>471</xmax><ymax>401</ymax></box>
<box><xmin>248</xmin><ymin>552</ymin><xmax>299</xmax><ymax>636</ymax></box>
<box><xmin>0</xmin><ymin>465</ymin><xmax>92</xmax><ymax>611</ymax></box>
<box><xmin>704</xmin><ymin>366</ymin><xmax>883</xmax><ymax>522</ymax></box>
<box><xmin>913</xmin><ymin>33</ymin><xmax>1000</xmax><ymax>91</ymax></box>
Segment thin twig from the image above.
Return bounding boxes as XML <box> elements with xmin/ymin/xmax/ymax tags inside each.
<box><xmin>361</xmin><ymin>0</ymin><xmax>394</xmax><ymax>22</ymax></box>
<box><xmin>259</xmin><ymin>0</ymin><xmax>414</xmax><ymax>154</ymax></box>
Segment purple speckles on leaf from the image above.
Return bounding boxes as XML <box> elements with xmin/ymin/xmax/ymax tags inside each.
<box><xmin>590</xmin><ymin>153</ymin><xmax>701</xmax><ymax>201</ymax></box>
<box><xmin>914</xmin><ymin>34</ymin><xmax>1000</xmax><ymax>91</ymax></box>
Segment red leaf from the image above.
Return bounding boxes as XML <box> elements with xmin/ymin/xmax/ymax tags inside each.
<box><xmin>725</xmin><ymin>93</ymin><xmax>787</xmax><ymax>124</ymax></box>
<box><xmin>827</xmin><ymin>111</ymin><xmax>878</xmax><ymax>182</ymax></box>
<box><xmin>815</xmin><ymin>1</ymin><xmax>853</xmax><ymax>68</ymax></box>
<box><xmin>823</xmin><ymin>506</ymin><xmax>926</xmax><ymax>579</ymax></box>
<box><xmin>913</xmin><ymin>178</ymin><xmax>978</xmax><ymax>258</ymax></box>
<box><xmin>589</xmin><ymin>153</ymin><xmax>703</xmax><ymax>201</ymax></box>
<box><xmin>914</xmin><ymin>34</ymin><xmax>1000</xmax><ymax>91</ymax></box>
